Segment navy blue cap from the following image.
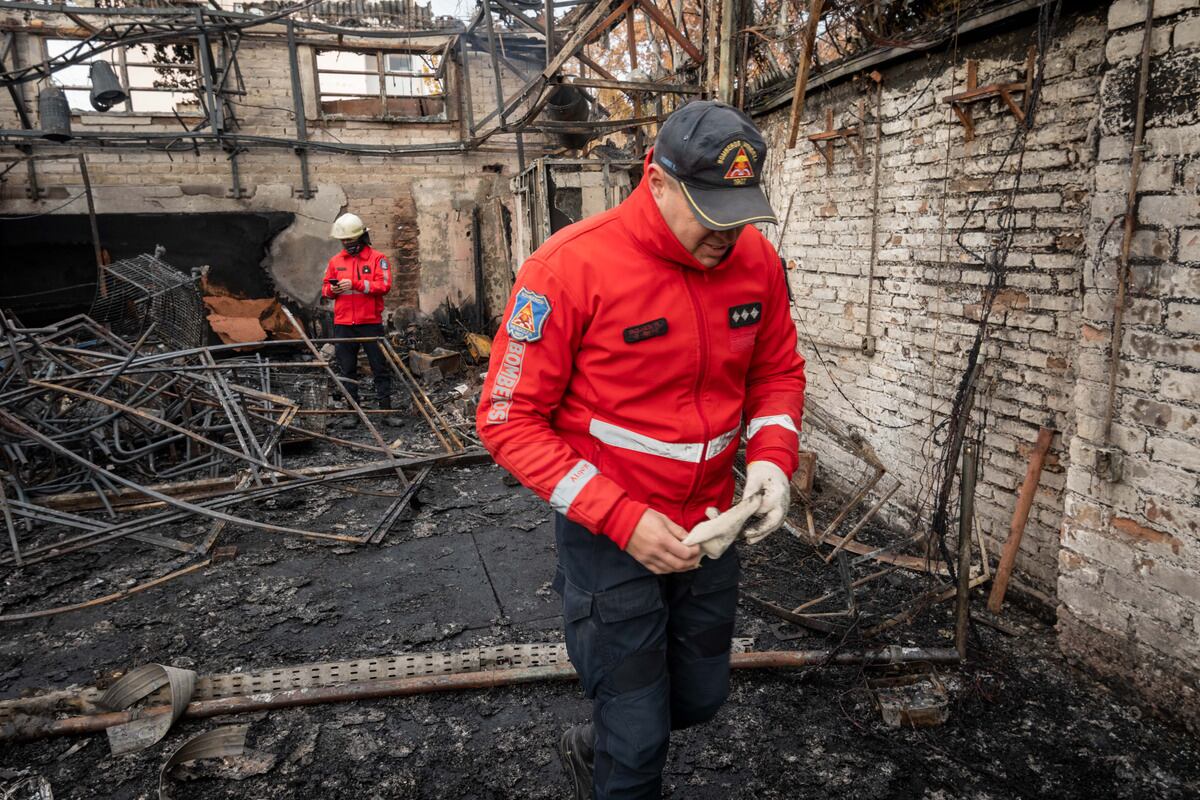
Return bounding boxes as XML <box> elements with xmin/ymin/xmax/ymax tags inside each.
<box><xmin>652</xmin><ymin>100</ymin><xmax>777</xmax><ymax>231</ymax></box>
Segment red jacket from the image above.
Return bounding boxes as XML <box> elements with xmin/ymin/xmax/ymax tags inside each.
<box><xmin>322</xmin><ymin>245</ymin><xmax>392</xmax><ymax>325</ymax></box>
<box><xmin>476</xmin><ymin>161</ymin><xmax>806</xmax><ymax>550</ymax></box>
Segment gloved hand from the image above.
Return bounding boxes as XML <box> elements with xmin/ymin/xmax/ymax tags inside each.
<box><xmin>682</xmin><ymin>494</ymin><xmax>762</xmax><ymax>559</ymax></box>
<box><xmin>741</xmin><ymin>461</ymin><xmax>790</xmax><ymax>543</ymax></box>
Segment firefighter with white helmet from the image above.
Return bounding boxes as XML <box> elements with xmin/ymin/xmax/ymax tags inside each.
<box><xmin>322</xmin><ymin>212</ymin><xmax>400</xmax><ymax>428</ymax></box>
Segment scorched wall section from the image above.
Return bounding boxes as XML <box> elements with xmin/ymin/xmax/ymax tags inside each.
<box><xmin>0</xmin><ymin>12</ymin><xmax>532</xmax><ymax>317</ymax></box>
<box><xmin>1058</xmin><ymin>0</ymin><xmax>1200</xmax><ymax>734</ymax></box>
<box><xmin>757</xmin><ymin>7</ymin><xmax>1107</xmax><ymax>600</ymax></box>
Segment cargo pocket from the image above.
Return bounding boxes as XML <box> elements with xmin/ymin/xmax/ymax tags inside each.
<box><xmin>680</xmin><ymin>549</ymin><xmax>739</xmax><ymax>659</ymax></box>
<box><xmin>560</xmin><ymin>579</ymin><xmax>602</xmax><ymax>697</ymax></box>
<box><xmin>593</xmin><ymin>577</ymin><xmax>668</xmax><ymax>681</ymax></box>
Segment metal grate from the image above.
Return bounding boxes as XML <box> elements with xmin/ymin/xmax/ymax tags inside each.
<box><xmin>89</xmin><ymin>253</ymin><xmax>205</xmax><ymax>351</ymax></box>
<box><xmin>267</xmin><ymin>368</ymin><xmax>331</xmax><ymax>436</ymax></box>
<box><xmin>0</xmin><ymin>643</ymin><xmax>573</xmax><ymax>720</ymax></box>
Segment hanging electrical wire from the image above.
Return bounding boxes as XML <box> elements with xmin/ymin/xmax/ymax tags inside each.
<box><xmin>924</xmin><ymin>0</ymin><xmax>1063</xmax><ymax>582</ymax></box>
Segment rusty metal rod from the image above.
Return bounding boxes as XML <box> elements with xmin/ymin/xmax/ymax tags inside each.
<box><xmin>1102</xmin><ymin>0</ymin><xmax>1154</xmax><ymax>448</ymax></box>
<box><xmin>1</xmin><ymin>647</ymin><xmax>960</xmax><ymax>742</ymax></box>
<box><xmin>955</xmin><ymin>440</ymin><xmax>978</xmax><ymax>660</ymax></box>
<box><xmin>987</xmin><ymin>426</ymin><xmax>1054</xmax><ymax>614</ymax></box>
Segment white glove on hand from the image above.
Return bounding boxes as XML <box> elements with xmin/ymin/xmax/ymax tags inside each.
<box><xmin>682</xmin><ymin>495</ymin><xmax>763</xmax><ymax>560</ymax></box>
<box><xmin>741</xmin><ymin>461</ymin><xmax>790</xmax><ymax>544</ymax></box>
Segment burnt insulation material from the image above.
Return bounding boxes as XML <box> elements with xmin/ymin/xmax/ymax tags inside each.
<box><xmin>0</xmin><ymin>211</ymin><xmax>294</xmax><ymax>325</ymax></box>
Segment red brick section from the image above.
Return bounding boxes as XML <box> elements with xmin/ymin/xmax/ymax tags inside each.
<box><xmin>1111</xmin><ymin>517</ymin><xmax>1183</xmax><ymax>556</ymax></box>
<box><xmin>388</xmin><ymin>193</ymin><xmax>421</xmax><ymax>311</ymax></box>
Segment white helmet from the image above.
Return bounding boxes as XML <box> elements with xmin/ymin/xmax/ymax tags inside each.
<box><xmin>330</xmin><ymin>213</ymin><xmax>366</xmax><ymax>240</ymax></box>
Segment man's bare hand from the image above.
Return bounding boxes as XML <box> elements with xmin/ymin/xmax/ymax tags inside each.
<box><xmin>625</xmin><ymin>509</ymin><xmax>701</xmax><ymax>574</ymax></box>
<box><xmin>336</xmin><ymin>278</ymin><xmax>353</xmax><ymax>293</ymax></box>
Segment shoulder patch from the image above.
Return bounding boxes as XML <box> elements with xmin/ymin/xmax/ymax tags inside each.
<box><xmin>507</xmin><ymin>287</ymin><xmax>552</xmax><ymax>342</ymax></box>
<box><xmin>380</xmin><ymin>258</ymin><xmax>390</xmax><ymax>271</ymax></box>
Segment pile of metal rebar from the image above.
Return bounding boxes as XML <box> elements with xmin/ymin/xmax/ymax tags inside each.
<box><xmin>0</xmin><ymin>301</ymin><xmax>479</xmax><ymax>605</ymax></box>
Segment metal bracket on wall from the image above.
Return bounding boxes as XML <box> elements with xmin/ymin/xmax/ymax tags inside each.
<box><xmin>286</xmin><ymin>19</ymin><xmax>316</xmax><ymax>200</ymax></box>
<box><xmin>943</xmin><ymin>47</ymin><xmax>1036</xmax><ymax>142</ymax></box>
<box><xmin>807</xmin><ymin>105</ymin><xmax>863</xmax><ymax>175</ymax></box>
<box><xmin>225</xmin><ymin>147</ymin><xmax>248</xmax><ymax>199</ymax></box>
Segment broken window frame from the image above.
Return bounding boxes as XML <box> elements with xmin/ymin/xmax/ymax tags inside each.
<box><xmin>38</xmin><ymin>36</ymin><xmax>204</xmax><ymax>117</ymax></box>
<box><xmin>311</xmin><ymin>46</ymin><xmax>449</xmax><ymax>123</ymax></box>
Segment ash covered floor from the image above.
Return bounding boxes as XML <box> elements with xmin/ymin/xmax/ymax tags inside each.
<box><xmin>2</xmin><ymin>462</ymin><xmax>1198</xmax><ymax>799</ymax></box>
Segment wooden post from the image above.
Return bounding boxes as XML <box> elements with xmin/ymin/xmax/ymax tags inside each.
<box><xmin>627</xmin><ymin>5</ymin><xmax>644</xmax><ymax>154</ymax></box>
<box><xmin>717</xmin><ymin>0</ymin><xmax>736</xmax><ymax>103</ymax></box>
<box><xmin>987</xmin><ymin>427</ymin><xmax>1055</xmax><ymax>614</ymax></box>
<box><xmin>705</xmin><ymin>0</ymin><xmax>720</xmax><ymax>95</ymax></box>
<box><xmin>786</xmin><ymin>0</ymin><xmax>824</xmax><ymax>149</ymax></box>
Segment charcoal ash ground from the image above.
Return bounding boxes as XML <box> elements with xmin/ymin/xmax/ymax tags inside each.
<box><xmin>2</xmin><ymin>453</ymin><xmax>1198</xmax><ymax>799</ymax></box>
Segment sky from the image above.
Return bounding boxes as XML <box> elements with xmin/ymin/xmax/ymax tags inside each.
<box><xmin>429</xmin><ymin>0</ymin><xmax>475</xmax><ymax>22</ymax></box>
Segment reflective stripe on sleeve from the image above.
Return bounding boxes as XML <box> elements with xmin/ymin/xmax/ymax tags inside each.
<box><xmin>363</xmin><ymin>280</ymin><xmax>371</xmax><ymax>292</ymax></box>
<box><xmin>549</xmin><ymin>459</ymin><xmax>599</xmax><ymax>514</ymax></box>
<box><xmin>589</xmin><ymin>418</ymin><xmax>741</xmax><ymax>464</ymax></box>
<box><xmin>746</xmin><ymin>414</ymin><xmax>798</xmax><ymax>440</ymax></box>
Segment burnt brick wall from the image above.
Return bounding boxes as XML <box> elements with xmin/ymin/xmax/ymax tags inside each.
<box><xmin>0</xmin><ymin>11</ymin><xmax>538</xmax><ymax>316</ymax></box>
<box><xmin>1058</xmin><ymin>0</ymin><xmax>1200</xmax><ymax>733</ymax></box>
<box><xmin>756</xmin><ymin>7</ymin><xmax>1106</xmax><ymax>599</ymax></box>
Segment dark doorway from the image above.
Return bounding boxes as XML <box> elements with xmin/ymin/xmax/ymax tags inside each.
<box><xmin>0</xmin><ymin>211</ymin><xmax>294</xmax><ymax>326</ymax></box>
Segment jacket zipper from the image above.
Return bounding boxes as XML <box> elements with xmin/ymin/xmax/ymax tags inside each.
<box><xmin>682</xmin><ymin>269</ymin><xmax>711</xmax><ymax>520</ymax></box>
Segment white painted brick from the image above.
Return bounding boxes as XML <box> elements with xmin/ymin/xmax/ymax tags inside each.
<box><xmin>1150</xmin><ymin>436</ymin><xmax>1200</xmax><ymax>472</ymax></box>
<box><xmin>1109</xmin><ymin>0</ymin><xmax>1197</xmax><ymax>31</ymax></box>
<box><xmin>1174</xmin><ymin>14</ymin><xmax>1200</xmax><ymax>49</ymax></box>
<box><xmin>1139</xmin><ymin>195</ymin><xmax>1200</xmax><ymax>227</ymax></box>
<box><xmin>1179</xmin><ymin>228</ymin><xmax>1200</xmax><ymax>262</ymax></box>
<box><xmin>1106</xmin><ymin>24</ymin><xmax>1174</xmax><ymax>62</ymax></box>
<box><xmin>1160</xmin><ymin>369</ymin><xmax>1200</xmax><ymax>403</ymax></box>
<box><xmin>1166</xmin><ymin>302</ymin><xmax>1200</xmax><ymax>333</ymax></box>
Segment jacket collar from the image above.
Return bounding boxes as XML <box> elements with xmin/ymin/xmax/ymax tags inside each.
<box><xmin>617</xmin><ymin>150</ymin><xmax>740</xmax><ymax>273</ymax></box>
<box><xmin>339</xmin><ymin>244</ymin><xmax>376</xmax><ymax>261</ymax></box>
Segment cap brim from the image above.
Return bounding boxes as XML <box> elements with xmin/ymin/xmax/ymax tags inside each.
<box><xmin>679</xmin><ymin>181</ymin><xmax>778</xmax><ymax>231</ymax></box>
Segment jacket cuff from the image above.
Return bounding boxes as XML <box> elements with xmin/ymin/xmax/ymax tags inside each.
<box><xmin>352</xmin><ymin>279</ymin><xmax>365</xmax><ymax>292</ymax></box>
<box><xmin>746</xmin><ymin>446</ymin><xmax>798</xmax><ymax>480</ymax></box>
<box><xmin>602</xmin><ymin>497</ymin><xmax>649</xmax><ymax>550</ymax></box>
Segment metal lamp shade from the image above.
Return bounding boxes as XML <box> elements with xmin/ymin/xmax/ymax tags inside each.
<box><xmin>89</xmin><ymin>60</ymin><xmax>127</xmax><ymax>111</ymax></box>
<box><xmin>38</xmin><ymin>85</ymin><xmax>72</xmax><ymax>141</ymax></box>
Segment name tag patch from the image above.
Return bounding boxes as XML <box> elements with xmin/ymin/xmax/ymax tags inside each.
<box><xmin>623</xmin><ymin>318</ymin><xmax>668</xmax><ymax>344</ymax></box>
<box><xmin>729</xmin><ymin>302</ymin><xmax>762</xmax><ymax>328</ymax></box>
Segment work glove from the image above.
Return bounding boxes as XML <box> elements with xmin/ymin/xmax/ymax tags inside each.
<box><xmin>682</xmin><ymin>494</ymin><xmax>763</xmax><ymax>559</ymax></box>
<box><xmin>740</xmin><ymin>461</ymin><xmax>790</xmax><ymax>544</ymax></box>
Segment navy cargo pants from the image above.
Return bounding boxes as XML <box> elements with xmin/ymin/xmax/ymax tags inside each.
<box><xmin>552</xmin><ymin>513</ymin><xmax>740</xmax><ymax>799</ymax></box>
<box><xmin>332</xmin><ymin>323</ymin><xmax>391</xmax><ymax>404</ymax></box>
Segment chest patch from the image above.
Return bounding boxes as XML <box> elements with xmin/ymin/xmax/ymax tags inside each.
<box><xmin>363</xmin><ymin>265</ymin><xmax>372</xmax><ymax>274</ymax></box>
<box><xmin>729</xmin><ymin>302</ymin><xmax>762</xmax><ymax>328</ymax></box>
<box><xmin>623</xmin><ymin>318</ymin><xmax>668</xmax><ymax>344</ymax></box>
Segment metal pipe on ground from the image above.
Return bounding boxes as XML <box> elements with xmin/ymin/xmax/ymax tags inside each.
<box><xmin>1</xmin><ymin>647</ymin><xmax>960</xmax><ymax>742</ymax></box>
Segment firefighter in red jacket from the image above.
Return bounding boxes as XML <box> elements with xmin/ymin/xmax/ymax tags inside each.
<box><xmin>322</xmin><ymin>213</ymin><xmax>399</xmax><ymax>428</ymax></box>
<box><xmin>477</xmin><ymin>101</ymin><xmax>806</xmax><ymax>799</ymax></box>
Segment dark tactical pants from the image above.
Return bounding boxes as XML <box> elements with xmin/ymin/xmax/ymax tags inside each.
<box><xmin>332</xmin><ymin>323</ymin><xmax>391</xmax><ymax>404</ymax></box>
<box><xmin>553</xmin><ymin>513</ymin><xmax>739</xmax><ymax>799</ymax></box>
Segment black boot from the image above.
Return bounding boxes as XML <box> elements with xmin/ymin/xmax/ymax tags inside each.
<box><xmin>378</xmin><ymin>396</ymin><xmax>403</xmax><ymax>428</ymax></box>
<box><xmin>335</xmin><ymin>393</ymin><xmax>361</xmax><ymax>430</ymax></box>
<box><xmin>558</xmin><ymin>722</ymin><xmax>594</xmax><ymax>800</ymax></box>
